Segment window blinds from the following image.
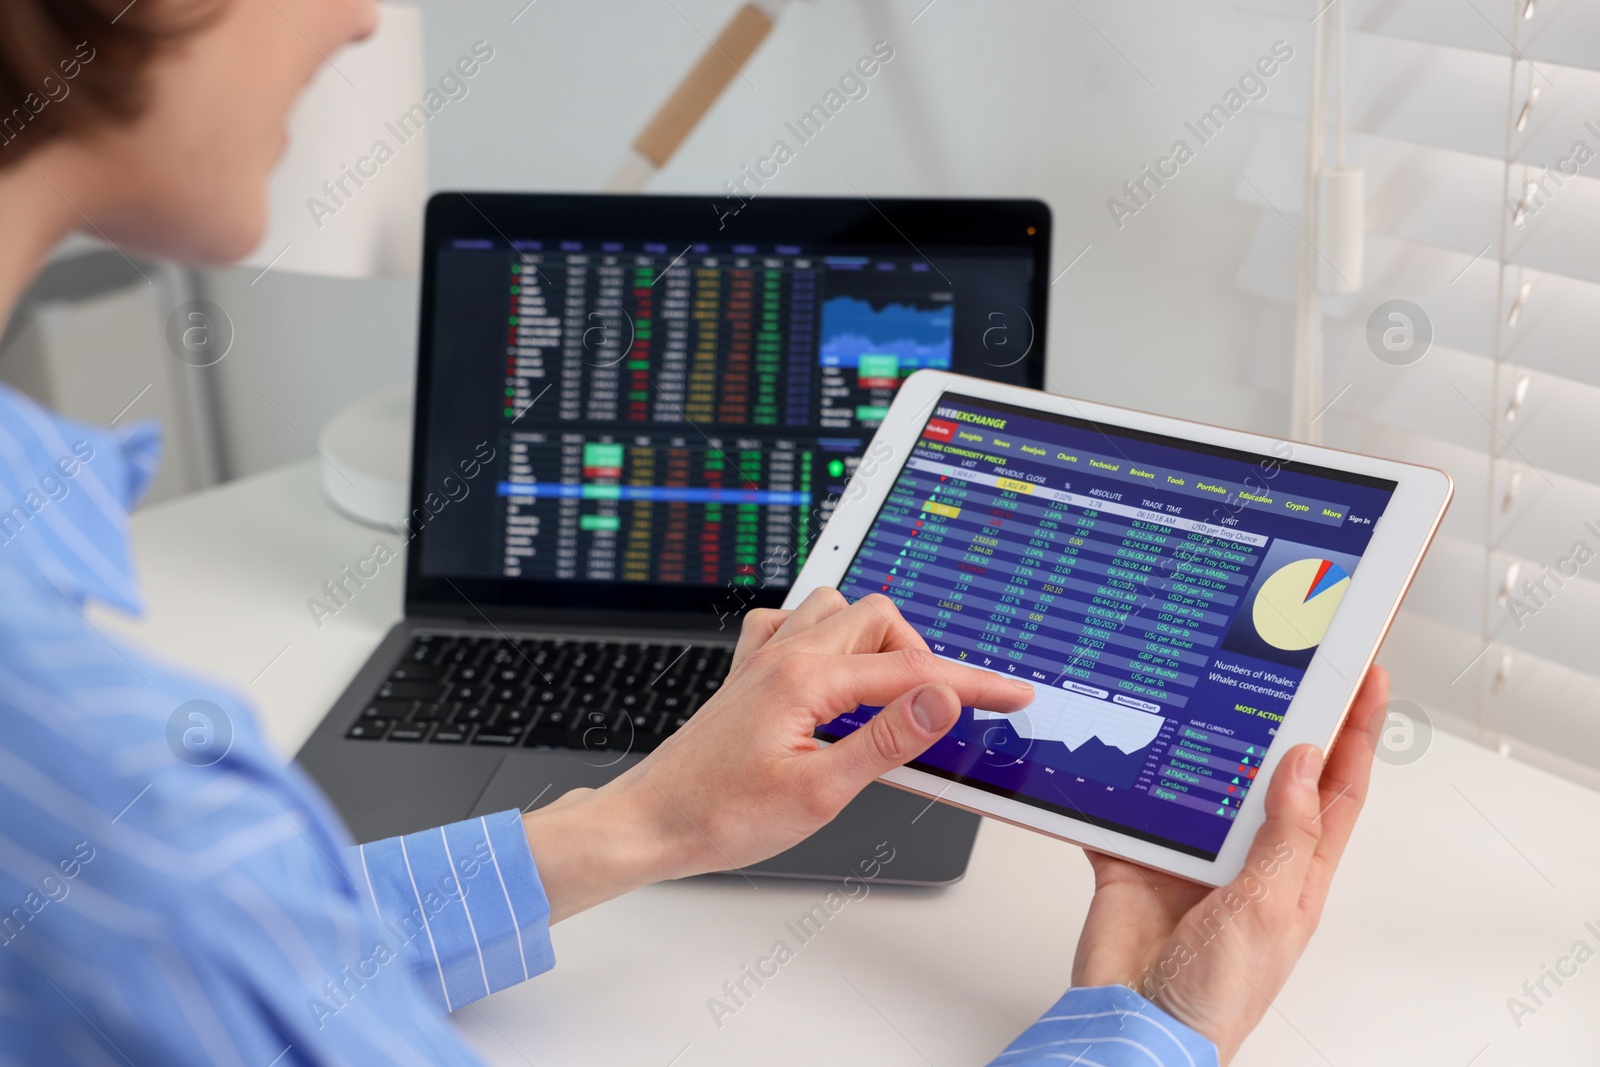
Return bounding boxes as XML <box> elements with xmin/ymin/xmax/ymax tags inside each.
<box><xmin>1234</xmin><ymin>0</ymin><xmax>1600</xmax><ymax>784</ymax></box>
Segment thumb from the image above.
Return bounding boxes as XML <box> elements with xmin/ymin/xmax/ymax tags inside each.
<box><xmin>1238</xmin><ymin>744</ymin><xmax>1325</xmax><ymax>918</ymax></box>
<box><xmin>811</xmin><ymin>684</ymin><xmax>962</xmax><ymax>803</ymax></box>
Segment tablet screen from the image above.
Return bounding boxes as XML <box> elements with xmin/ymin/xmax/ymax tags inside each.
<box><xmin>824</xmin><ymin>392</ymin><xmax>1398</xmax><ymax>860</ymax></box>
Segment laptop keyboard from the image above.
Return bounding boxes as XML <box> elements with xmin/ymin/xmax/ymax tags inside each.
<box><xmin>345</xmin><ymin>634</ymin><xmax>733</xmax><ymax>753</ymax></box>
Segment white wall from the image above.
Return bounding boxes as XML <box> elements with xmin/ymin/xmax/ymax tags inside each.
<box><xmin>205</xmin><ymin>268</ymin><xmax>417</xmax><ymax>477</ymax></box>
<box><xmin>207</xmin><ymin>0</ymin><xmax>1305</xmax><ymax>476</ymax></box>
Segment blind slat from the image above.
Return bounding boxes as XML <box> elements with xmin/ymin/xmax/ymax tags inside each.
<box><xmin>1241</xmin><ymin>118</ymin><xmax>1600</xmax><ymax>285</ymax></box>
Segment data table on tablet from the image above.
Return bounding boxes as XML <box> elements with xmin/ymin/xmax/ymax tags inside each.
<box><xmin>826</xmin><ymin>392</ymin><xmax>1398</xmax><ymax>860</ymax></box>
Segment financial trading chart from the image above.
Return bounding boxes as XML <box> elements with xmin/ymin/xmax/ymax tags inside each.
<box><xmin>817</xmin><ymin>276</ymin><xmax>954</xmax><ymax>428</ymax></box>
<box><xmin>830</xmin><ymin>394</ymin><xmax>1395</xmax><ymax>859</ymax></box>
<box><xmin>490</xmin><ymin>243</ymin><xmax>972</xmax><ymax>588</ymax></box>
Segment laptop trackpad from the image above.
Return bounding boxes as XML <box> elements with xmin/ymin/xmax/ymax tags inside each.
<box><xmin>469</xmin><ymin>751</ymin><xmax>979</xmax><ymax>887</ymax></box>
<box><xmin>468</xmin><ymin>750</ymin><xmax>640</xmax><ymax>819</ymax></box>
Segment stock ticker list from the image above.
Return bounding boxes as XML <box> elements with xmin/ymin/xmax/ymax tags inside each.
<box><xmin>489</xmin><ymin>242</ymin><xmax>959</xmax><ymax>588</ymax></box>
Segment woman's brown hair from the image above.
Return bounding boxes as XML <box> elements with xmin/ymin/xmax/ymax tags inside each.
<box><xmin>0</xmin><ymin>0</ymin><xmax>219</xmax><ymax>166</ymax></box>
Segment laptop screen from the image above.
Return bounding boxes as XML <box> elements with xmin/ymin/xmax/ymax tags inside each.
<box><xmin>406</xmin><ymin>194</ymin><xmax>1050</xmax><ymax>624</ymax></box>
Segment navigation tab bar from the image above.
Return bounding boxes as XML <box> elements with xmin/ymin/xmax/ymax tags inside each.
<box><xmin>921</xmin><ymin>420</ymin><xmax>1351</xmax><ymax>527</ymax></box>
<box><xmin>905</xmin><ymin>456</ymin><xmax>1269</xmax><ymax>547</ymax></box>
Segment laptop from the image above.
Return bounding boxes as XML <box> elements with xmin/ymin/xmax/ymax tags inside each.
<box><xmin>296</xmin><ymin>192</ymin><xmax>1050</xmax><ymax>885</ymax></box>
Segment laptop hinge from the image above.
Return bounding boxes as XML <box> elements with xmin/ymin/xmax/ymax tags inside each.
<box><xmin>404</xmin><ymin>603</ymin><xmax>744</xmax><ymax>636</ymax></box>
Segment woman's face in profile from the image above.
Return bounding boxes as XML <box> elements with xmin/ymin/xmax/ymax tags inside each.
<box><xmin>78</xmin><ymin>0</ymin><xmax>377</xmax><ymax>264</ymax></box>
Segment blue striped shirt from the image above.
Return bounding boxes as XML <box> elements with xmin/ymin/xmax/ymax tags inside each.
<box><xmin>0</xmin><ymin>381</ymin><xmax>1214</xmax><ymax>1066</ymax></box>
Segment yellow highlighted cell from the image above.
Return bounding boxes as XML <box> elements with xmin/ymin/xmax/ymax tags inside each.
<box><xmin>995</xmin><ymin>477</ymin><xmax>1035</xmax><ymax>494</ymax></box>
<box><xmin>922</xmin><ymin>501</ymin><xmax>962</xmax><ymax>518</ymax></box>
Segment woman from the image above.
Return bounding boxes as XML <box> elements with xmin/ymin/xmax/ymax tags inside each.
<box><xmin>0</xmin><ymin>2</ymin><xmax>1386</xmax><ymax>1064</ymax></box>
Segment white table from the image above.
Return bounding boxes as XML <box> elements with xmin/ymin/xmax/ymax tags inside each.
<box><xmin>95</xmin><ymin>460</ymin><xmax>1600</xmax><ymax>1066</ymax></box>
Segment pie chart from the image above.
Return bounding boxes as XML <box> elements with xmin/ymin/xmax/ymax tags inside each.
<box><xmin>1251</xmin><ymin>558</ymin><xmax>1351</xmax><ymax>652</ymax></box>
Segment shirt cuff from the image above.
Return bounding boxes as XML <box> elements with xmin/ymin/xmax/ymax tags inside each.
<box><xmin>989</xmin><ymin>985</ymin><xmax>1219</xmax><ymax>1067</ymax></box>
<box><xmin>351</xmin><ymin>809</ymin><xmax>556</xmax><ymax>1015</ymax></box>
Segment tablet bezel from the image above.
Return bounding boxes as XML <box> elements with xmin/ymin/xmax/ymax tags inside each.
<box><xmin>784</xmin><ymin>370</ymin><xmax>1452</xmax><ymax>885</ymax></box>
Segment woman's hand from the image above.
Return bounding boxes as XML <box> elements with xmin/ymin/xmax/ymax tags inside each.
<box><xmin>523</xmin><ymin>589</ymin><xmax>1034</xmax><ymax>921</ymax></box>
<box><xmin>1070</xmin><ymin>665</ymin><xmax>1388</xmax><ymax>1063</ymax></box>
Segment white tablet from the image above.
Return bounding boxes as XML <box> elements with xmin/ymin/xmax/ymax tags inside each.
<box><xmin>786</xmin><ymin>370</ymin><xmax>1451</xmax><ymax>885</ymax></box>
